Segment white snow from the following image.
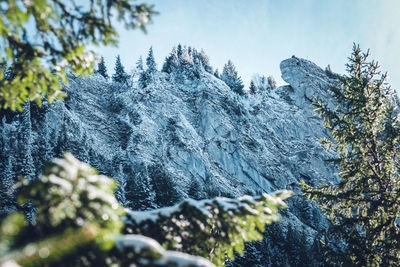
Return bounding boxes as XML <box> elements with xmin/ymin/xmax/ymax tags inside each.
<box><xmin>116</xmin><ymin>234</ymin><xmax>216</xmax><ymax>267</ymax></box>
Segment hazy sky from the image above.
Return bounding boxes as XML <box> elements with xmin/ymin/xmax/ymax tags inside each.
<box><xmin>95</xmin><ymin>0</ymin><xmax>400</xmax><ymax>90</ymax></box>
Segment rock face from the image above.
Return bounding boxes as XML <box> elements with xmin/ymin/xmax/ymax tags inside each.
<box><xmin>0</xmin><ymin>55</ymin><xmax>340</xmax><ymax>266</ymax></box>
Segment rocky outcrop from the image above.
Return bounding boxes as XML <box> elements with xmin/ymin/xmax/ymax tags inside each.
<box><xmin>0</xmin><ymin>55</ymin><xmax>341</xmax><ymax>266</ymax></box>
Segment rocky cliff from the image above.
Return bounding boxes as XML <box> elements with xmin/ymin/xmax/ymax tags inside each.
<box><xmin>0</xmin><ymin>54</ymin><xmax>341</xmax><ymax>266</ymax></box>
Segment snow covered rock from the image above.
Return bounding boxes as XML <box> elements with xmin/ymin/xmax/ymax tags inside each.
<box><xmin>0</xmin><ymin>55</ymin><xmax>341</xmax><ymax>266</ymax></box>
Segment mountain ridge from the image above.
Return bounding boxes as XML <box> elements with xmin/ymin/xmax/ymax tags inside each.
<box><xmin>1</xmin><ymin>54</ymin><xmax>340</xmax><ymax>266</ymax></box>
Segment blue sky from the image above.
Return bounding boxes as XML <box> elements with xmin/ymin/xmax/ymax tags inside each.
<box><xmin>95</xmin><ymin>0</ymin><xmax>400</xmax><ymax>90</ymax></box>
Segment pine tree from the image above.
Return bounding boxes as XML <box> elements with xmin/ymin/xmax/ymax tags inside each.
<box><xmin>112</xmin><ymin>55</ymin><xmax>129</xmax><ymax>84</ymax></box>
<box><xmin>146</xmin><ymin>46</ymin><xmax>157</xmax><ymax>73</ymax></box>
<box><xmin>95</xmin><ymin>56</ymin><xmax>109</xmax><ymax>79</ymax></box>
<box><xmin>55</xmin><ymin>116</ymin><xmax>68</xmax><ymax>157</ymax></box>
<box><xmin>162</xmin><ymin>47</ymin><xmax>178</xmax><ymax>73</ymax></box>
<box><xmin>41</xmin><ymin>110</ymin><xmax>54</xmax><ymax>163</ymax></box>
<box><xmin>139</xmin><ymin>47</ymin><xmax>158</xmax><ymax>87</ymax></box>
<box><xmin>214</xmin><ymin>69</ymin><xmax>220</xmax><ymax>79</ymax></box>
<box><xmin>149</xmin><ymin>164</ymin><xmax>180</xmax><ymax>207</ymax></box>
<box><xmin>302</xmin><ymin>44</ymin><xmax>400</xmax><ymax>266</ymax></box>
<box><xmin>114</xmin><ymin>163</ymin><xmax>130</xmax><ymax>207</ymax></box>
<box><xmin>0</xmin><ymin>156</ymin><xmax>15</xmax><ymax>214</ymax></box>
<box><xmin>177</xmin><ymin>44</ymin><xmax>183</xmax><ymax>58</ymax></box>
<box><xmin>285</xmin><ymin>224</ymin><xmax>299</xmax><ymax>265</ymax></box>
<box><xmin>221</xmin><ymin>60</ymin><xmax>245</xmax><ymax>95</ymax></box>
<box><xmin>187</xmin><ymin>178</ymin><xmax>205</xmax><ymax>200</ymax></box>
<box><xmin>198</xmin><ymin>49</ymin><xmax>213</xmax><ymax>74</ymax></box>
<box><xmin>180</xmin><ymin>46</ymin><xmax>193</xmax><ymax>64</ymax></box>
<box><xmin>127</xmin><ymin>164</ymin><xmax>156</xmax><ymax>210</ymax></box>
<box><xmin>136</xmin><ymin>56</ymin><xmax>144</xmax><ymax>71</ymax></box>
<box><xmin>76</xmin><ymin>132</ymin><xmax>90</xmax><ymax>164</ymax></box>
<box><xmin>21</xmin><ymin>101</ymin><xmax>35</xmax><ymax>181</ymax></box>
<box><xmin>249</xmin><ymin>80</ymin><xmax>257</xmax><ymax>95</ymax></box>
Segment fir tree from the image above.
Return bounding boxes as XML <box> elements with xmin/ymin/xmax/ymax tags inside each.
<box><xmin>76</xmin><ymin>132</ymin><xmax>90</xmax><ymax>164</ymax></box>
<box><xmin>162</xmin><ymin>56</ymin><xmax>171</xmax><ymax>73</ymax></box>
<box><xmin>214</xmin><ymin>68</ymin><xmax>220</xmax><ymax>79</ymax></box>
<box><xmin>249</xmin><ymin>80</ymin><xmax>257</xmax><ymax>95</ymax></box>
<box><xmin>114</xmin><ymin>163</ymin><xmax>130</xmax><ymax>207</ymax></box>
<box><xmin>126</xmin><ymin>164</ymin><xmax>156</xmax><ymax>210</ymax></box>
<box><xmin>162</xmin><ymin>47</ymin><xmax>178</xmax><ymax>73</ymax></box>
<box><xmin>112</xmin><ymin>55</ymin><xmax>129</xmax><ymax>84</ymax></box>
<box><xmin>146</xmin><ymin>46</ymin><xmax>157</xmax><ymax>73</ymax></box>
<box><xmin>177</xmin><ymin>44</ymin><xmax>183</xmax><ymax>58</ymax></box>
<box><xmin>285</xmin><ymin>224</ymin><xmax>299</xmax><ymax>265</ymax></box>
<box><xmin>95</xmin><ymin>56</ymin><xmax>109</xmax><ymax>79</ymax></box>
<box><xmin>21</xmin><ymin>101</ymin><xmax>35</xmax><ymax>181</ymax></box>
<box><xmin>55</xmin><ymin>117</ymin><xmax>68</xmax><ymax>156</ymax></box>
<box><xmin>0</xmin><ymin>156</ymin><xmax>15</xmax><ymax>214</ymax></box>
<box><xmin>139</xmin><ymin>47</ymin><xmax>158</xmax><ymax>87</ymax></box>
<box><xmin>136</xmin><ymin>56</ymin><xmax>144</xmax><ymax>71</ymax></box>
<box><xmin>221</xmin><ymin>60</ymin><xmax>245</xmax><ymax>95</ymax></box>
<box><xmin>302</xmin><ymin>44</ymin><xmax>400</xmax><ymax>266</ymax></box>
<box><xmin>187</xmin><ymin>178</ymin><xmax>205</xmax><ymax>200</ymax></box>
<box><xmin>149</xmin><ymin>164</ymin><xmax>180</xmax><ymax>207</ymax></box>
<box><xmin>197</xmin><ymin>49</ymin><xmax>213</xmax><ymax>74</ymax></box>
<box><xmin>42</xmin><ymin>111</ymin><xmax>54</xmax><ymax>163</ymax></box>
<box><xmin>180</xmin><ymin>46</ymin><xmax>193</xmax><ymax>64</ymax></box>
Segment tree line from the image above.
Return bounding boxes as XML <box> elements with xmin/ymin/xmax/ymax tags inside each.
<box><xmin>95</xmin><ymin>44</ymin><xmax>276</xmax><ymax>95</ymax></box>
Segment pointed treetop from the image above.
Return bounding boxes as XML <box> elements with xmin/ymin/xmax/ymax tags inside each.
<box><xmin>302</xmin><ymin>44</ymin><xmax>400</xmax><ymax>266</ymax></box>
<box><xmin>146</xmin><ymin>47</ymin><xmax>157</xmax><ymax>73</ymax></box>
<box><xmin>181</xmin><ymin>46</ymin><xmax>193</xmax><ymax>64</ymax></box>
<box><xmin>221</xmin><ymin>60</ymin><xmax>245</xmax><ymax>95</ymax></box>
<box><xmin>136</xmin><ymin>56</ymin><xmax>144</xmax><ymax>71</ymax></box>
<box><xmin>112</xmin><ymin>55</ymin><xmax>129</xmax><ymax>84</ymax></box>
<box><xmin>249</xmin><ymin>80</ymin><xmax>256</xmax><ymax>95</ymax></box>
<box><xmin>161</xmin><ymin>47</ymin><xmax>179</xmax><ymax>73</ymax></box>
<box><xmin>96</xmin><ymin>56</ymin><xmax>109</xmax><ymax>80</ymax></box>
<box><xmin>214</xmin><ymin>69</ymin><xmax>220</xmax><ymax>79</ymax></box>
<box><xmin>177</xmin><ymin>44</ymin><xmax>183</xmax><ymax>58</ymax></box>
<box><xmin>198</xmin><ymin>49</ymin><xmax>213</xmax><ymax>73</ymax></box>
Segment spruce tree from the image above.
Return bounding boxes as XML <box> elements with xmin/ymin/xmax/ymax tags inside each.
<box><xmin>187</xmin><ymin>178</ymin><xmax>205</xmax><ymax>200</ymax></box>
<box><xmin>146</xmin><ymin>46</ymin><xmax>157</xmax><ymax>73</ymax></box>
<box><xmin>302</xmin><ymin>44</ymin><xmax>400</xmax><ymax>266</ymax></box>
<box><xmin>114</xmin><ymin>163</ymin><xmax>130</xmax><ymax>207</ymax></box>
<box><xmin>112</xmin><ymin>55</ymin><xmax>129</xmax><ymax>84</ymax></box>
<box><xmin>180</xmin><ymin>46</ymin><xmax>193</xmax><ymax>64</ymax></box>
<box><xmin>162</xmin><ymin>47</ymin><xmax>178</xmax><ymax>73</ymax></box>
<box><xmin>221</xmin><ymin>60</ymin><xmax>245</xmax><ymax>95</ymax></box>
<box><xmin>149</xmin><ymin>164</ymin><xmax>180</xmax><ymax>207</ymax></box>
<box><xmin>21</xmin><ymin>101</ymin><xmax>35</xmax><ymax>181</ymax></box>
<box><xmin>126</xmin><ymin>164</ymin><xmax>156</xmax><ymax>211</ymax></box>
<box><xmin>249</xmin><ymin>80</ymin><xmax>257</xmax><ymax>95</ymax></box>
<box><xmin>198</xmin><ymin>50</ymin><xmax>213</xmax><ymax>73</ymax></box>
<box><xmin>161</xmin><ymin>56</ymin><xmax>171</xmax><ymax>73</ymax></box>
<box><xmin>177</xmin><ymin>44</ymin><xmax>183</xmax><ymax>58</ymax></box>
<box><xmin>42</xmin><ymin>111</ymin><xmax>54</xmax><ymax>163</ymax></box>
<box><xmin>136</xmin><ymin>56</ymin><xmax>144</xmax><ymax>71</ymax></box>
<box><xmin>0</xmin><ymin>156</ymin><xmax>15</xmax><ymax>214</ymax></box>
<box><xmin>214</xmin><ymin>69</ymin><xmax>220</xmax><ymax>79</ymax></box>
<box><xmin>139</xmin><ymin>47</ymin><xmax>157</xmax><ymax>87</ymax></box>
<box><xmin>95</xmin><ymin>56</ymin><xmax>109</xmax><ymax>79</ymax></box>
